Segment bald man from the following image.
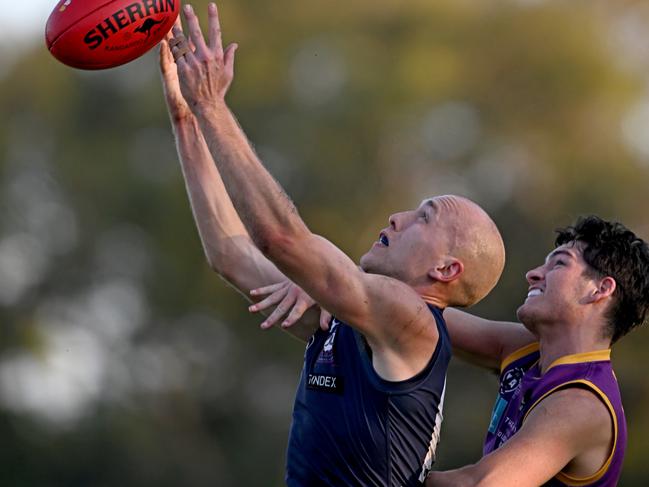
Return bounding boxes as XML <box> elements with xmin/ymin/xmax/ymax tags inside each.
<box><xmin>159</xmin><ymin>4</ymin><xmax>505</xmax><ymax>485</ymax></box>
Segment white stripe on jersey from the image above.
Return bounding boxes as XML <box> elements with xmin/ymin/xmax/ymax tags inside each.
<box><xmin>418</xmin><ymin>377</ymin><xmax>446</xmax><ymax>483</ymax></box>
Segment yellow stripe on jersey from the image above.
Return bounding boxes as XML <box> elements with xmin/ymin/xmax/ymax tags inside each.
<box><xmin>500</xmin><ymin>342</ymin><xmax>540</xmax><ymax>374</ymax></box>
<box><xmin>546</xmin><ymin>349</ymin><xmax>611</xmax><ymax>372</ymax></box>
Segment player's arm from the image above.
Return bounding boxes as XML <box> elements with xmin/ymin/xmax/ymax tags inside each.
<box><xmin>159</xmin><ymin>27</ymin><xmax>318</xmax><ymax>341</ymax></box>
<box><xmin>425</xmin><ymin>388</ymin><xmax>613</xmax><ymax>487</ymax></box>
<box><xmin>443</xmin><ymin>308</ymin><xmax>535</xmax><ymax>372</ymax></box>
<box><xmin>173</xmin><ymin>5</ymin><xmax>438</xmax><ymax>379</ymax></box>
<box><xmin>249</xmin><ymin>285</ymin><xmax>534</xmax><ymax>371</ymax></box>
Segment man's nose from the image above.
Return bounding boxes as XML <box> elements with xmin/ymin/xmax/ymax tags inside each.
<box><xmin>388</xmin><ymin>211</ymin><xmax>411</xmax><ymax>231</ymax></box>
<box><xmin>525</xmin><ymin>265</ymin><xmax>544</xmax><ymax>285</ymax></box>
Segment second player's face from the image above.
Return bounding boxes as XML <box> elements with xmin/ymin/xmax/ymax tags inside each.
<box><xmin>516</xmin><ymin>242</ymin><xmax>599</xmax><ymax>331</ymax></box>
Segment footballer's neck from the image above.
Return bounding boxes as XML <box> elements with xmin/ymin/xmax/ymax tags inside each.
<box><xmin>537</xmin><ymin>323</ymin><xmax>612</xmax><ymax>374</ymax></box>
<box><xmin>419</xmin><ymin>291</ymin><xmax>448</xmax><ymax>310</ymax></box>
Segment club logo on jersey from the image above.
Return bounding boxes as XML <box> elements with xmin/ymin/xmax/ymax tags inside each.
<box><xmin>316</xmin><ymin>319</ymin><xmax>340</xmax><ymax>364</ymax></box>
<box><xmin>500</xmin><ymin>367</ymin><xmax>523</xmax><ymax>394</ymax></box>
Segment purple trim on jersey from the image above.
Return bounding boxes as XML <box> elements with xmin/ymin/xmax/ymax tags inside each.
<box><xmin>484</xmin><ymin>344</ymin><xmax>627</xmax><ymax>487</ymax></box>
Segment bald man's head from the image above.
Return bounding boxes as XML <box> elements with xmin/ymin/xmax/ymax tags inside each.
<box><xmin>433</xmin><ymin>196</ymin><xmax>505</xmax><ymax>307</ymax></box>
<box><xmin>359</xmin><ymin>195</ymin><xmax>505</xmax><ymax>307</ymax></box>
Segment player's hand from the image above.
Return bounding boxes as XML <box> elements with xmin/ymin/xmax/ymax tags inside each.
<box><xmin>170</xmin><ymin>3</ymin><xmax>238</xmax><ymax>113</ymax></box>
<box><xmin>159</xmin><ymin>17</ymin><xmax>194</xmax><ymax>123</ymax></box>
<box><xmin>249</xmin><ymin>281</ymin><xmax>332</xmax><ymax>331</ymax></box>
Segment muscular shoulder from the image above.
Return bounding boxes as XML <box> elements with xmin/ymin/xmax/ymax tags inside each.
<box><xmin>359</xmin><ymin>273</ymin><xmax>441</xmax><ymax>380</ymax></box>
<box><xmin>525</xmin><ymin>387</ymin><xmax>612</xmax><ymax>449</ymax></box>
<box><xmin>361</xmin><ymin>273</ymin><xmax>439</xmax><ymax>340</ymax></box>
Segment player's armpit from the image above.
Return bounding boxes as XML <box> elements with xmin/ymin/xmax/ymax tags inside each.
<box><xmin>427</xmin><ymin>388</ymin><xmax>613</xmax><ymax>487</ymax></box>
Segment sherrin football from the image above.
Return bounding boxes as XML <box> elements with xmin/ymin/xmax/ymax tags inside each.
<box><xmin>46</xmin><ymin>0</ymin><xmax>180</xmax><ymax>70</ymax></box>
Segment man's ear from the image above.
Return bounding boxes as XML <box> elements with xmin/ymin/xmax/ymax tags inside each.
<box><xmin>589</xmin><ymin>276</ymin><xmax>616</xmax><ymax>303</ymax></box>
<box><xmin>428</xmin><ymin>259</ymin><xmax>464</xmax><ymax>283</ymax></box>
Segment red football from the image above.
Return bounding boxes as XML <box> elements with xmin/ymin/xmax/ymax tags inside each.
<box><xmin>46</xmin><ymin>0</ymin><xmax>181</xmax><ymax>70</ymax></box>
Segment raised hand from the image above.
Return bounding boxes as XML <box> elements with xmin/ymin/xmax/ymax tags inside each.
<box><xmin>159</xmin><ymin>17</ymin><xmax>193</xmax><ymax>122</ymax></box>
<box><xmin>250</xmin><ymin>281</ymin><xmax>332</xmax><ymax>332</ymax></box>
<box><xmin>169</xmin><ymin>3</ymin><xmax>238</xmax><ymax>113</ymax></box>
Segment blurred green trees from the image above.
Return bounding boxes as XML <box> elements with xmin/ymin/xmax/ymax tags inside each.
<box><xmin>1</xmin><ymin>0</ymin><xmax>649</xmax><ymax>485</ymax></box>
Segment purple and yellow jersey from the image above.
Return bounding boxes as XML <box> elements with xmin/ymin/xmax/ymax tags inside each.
<box><xmin>484</xmin><ymin>343</ymin><xmax>626</xmax><ymax>486</ymax></box>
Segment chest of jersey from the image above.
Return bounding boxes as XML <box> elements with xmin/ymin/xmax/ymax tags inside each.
<box><xmin>484</xmin><ymin>345</ymin><xmax>627</xmax><ymax>487</ymax></box>
<box><xmin>287</xmin><ymin>307</ymin><xmax>451</xmax><ymax>487</ymax></box>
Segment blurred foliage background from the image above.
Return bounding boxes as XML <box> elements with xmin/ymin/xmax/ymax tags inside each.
<box><xmin>1</xmin><ymin>0</ymin><xmax>649</xmax><ymax>485</ymax></box>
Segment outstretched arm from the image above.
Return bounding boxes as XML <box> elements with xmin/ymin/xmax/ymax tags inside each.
<box><xmin>159</xmin><ymin>26</ymin><xmax>318</xmax><ymax>341</ymax></box>
<box><xmin>250</xmin><ymin>282</ymin><xmax>534</xmax><ymax>371</ymax></box>
<box><xmin>171</xmin><ymin>4</ymin><xmax>438</xmax><ymax>381</ymax></box>
<box><xmin>443</xmin><ymin>308</ymin><xmax>535</xmax><ymax>372</ymax></box>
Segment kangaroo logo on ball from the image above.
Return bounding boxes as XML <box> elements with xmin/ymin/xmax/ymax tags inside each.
<box><xmin>135</xmin><ymin>17</ymin><xmax>164</xmax><ymax>37</ymax></box>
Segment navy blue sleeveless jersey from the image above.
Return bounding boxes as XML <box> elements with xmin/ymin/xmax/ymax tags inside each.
<box><xmin>286</xmin><ymin>305</ymin><xmax>451</xmax><ymax>486</ymax></box>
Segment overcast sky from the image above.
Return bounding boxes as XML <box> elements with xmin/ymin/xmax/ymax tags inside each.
<box><xmin>1</xmin><ymin>1</ymin><xmax>59</xmax><ymax>46</ymax></box>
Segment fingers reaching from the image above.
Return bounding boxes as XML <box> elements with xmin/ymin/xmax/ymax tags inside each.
<box><xmin>260</xmin><ymin>294</ymin><xmax>296</xmax><ymax>330</ymax></box>
<box><xmin>250</xmin><ymin>281</ymin><xmax>290</xmax><ymax>298</ymax></box>
<box><xmin>159</xmin><ymin>38</ymin><xmax>170</xmax><ymax>71</ymax></box>
<box><xmin>250</xmin><ymin>281</ymin><xmax>320</xmax><ymax>331</ymax></box>
<box><xmin>207</xmin><ymin>2</ymin><xmax>223</xmax><ymax>55</ymax></box>
<box><xmin>166</xmin><ymin>3</ymin><xmax>238</xmax><ymax>104</ymax></box>
<box><xmin>160</xmin><ymin>16</ymin><xmax>180</xmax><ymax>70</ymax></box>
<box><xmin>282</xmin><ymin>301</ymin><xmax>310</xmax><ymax>329</ymax></box>
<box><xmin>169</xmin><ymin>33</ymin><xmax>192</xmax><ymax>64</ymax></box>
<box><xmin>249</xmin><ymin>285</ymin><xmax>288</xmax><ymax>313</ymax></box>
<box><xmin>183</xmin><ymin>4</ymin><xmax>209</xmax><ymax>56</ymax></box>
<box><xmin>249</xmin><ymin>281</ymin><xmax>292</xmax><ymax>329</ymax></box>
<box><xmin>159</xmin><ymin>39</ymin><xmax>179</xmax><ymax>93</ymax></box>
<box><xmin>167</xmin><ymin>14</ymin><xmax>183</xmax><ymax>41</ymax></box>
<box><xmin>223</xmin><ymin>42</ymin><xmax>238</xmax><ymax>74</ymax></box>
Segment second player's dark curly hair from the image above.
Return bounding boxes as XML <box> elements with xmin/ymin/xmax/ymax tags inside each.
<box><xmin>555</xmin><ymin>215</ymin><xmax>649</xmax><ymax>343</ymax></box>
